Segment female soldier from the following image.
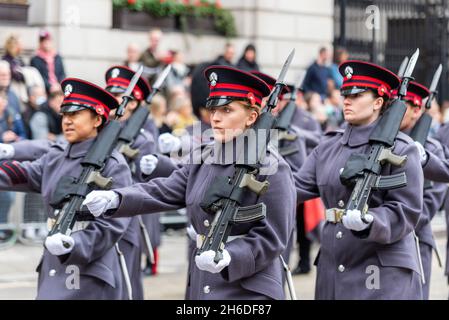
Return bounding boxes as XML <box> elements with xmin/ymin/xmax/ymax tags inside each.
<box><xmin>294</xmin><ymin>61</ymin><xmax>424</xmax><ymax>299</ymax></box>
<box><xmin>0</xmin><ymin>79</ymin><xmax>132</xmax><ymax>299</ymax></box>
<box><xmin>250</xmin><ymin>70</ymin><xmax>307</xmax><ymax>268</ymax></box>
<box><xmin>83</xmin><ymin>66</ymin><xmax>297</xmax><ymax>300</ymax></box>
<box><xmin>105</xmin><ymin>65</ymin><xmax>159</xmax><ymax>293</ymax></box>
<box><xmin>396</xmin><ymin>81</ymin><xmax>447</xmax><ymax>299</ymax></box>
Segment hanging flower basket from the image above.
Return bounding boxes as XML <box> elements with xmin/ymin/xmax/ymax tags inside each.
<box><xmin>112</xmin><ymin>0</ymin><xmax>236</xmax><ymax>37</ymax></box>
<box><xmin>182</xmin><ymin>15</ymin><xmax>219</xmax><ymax>35</ymax></box>
<box><xmin>112</xmin><ymin>7</ymin><xmax>176</xmax><ymax>31</ymax></box>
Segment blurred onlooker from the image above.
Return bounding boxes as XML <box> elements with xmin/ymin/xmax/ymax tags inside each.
<box><xmin>189</xmin><ymin>42</ymin><xmax>236</xmax><ymax>119</ymax></box>
<box><xmin>29</xmin><ymin>90</ymin><xmax>63</xmax><ymax>141</ymax></box>
<box><xmin>165</xmin><ymin>50</ymin><xmax>190</xmax><ymax>93</ymax></box>
<box><xmin>329</xmin><ymin>47</ymin><xmax>349</xmax><ymax>90</ymax></box>
<box><xmin>0</xmin><ymin>90</ymin><xmax>17</xmax><ymax>229</ymax></box>
<box><xmin>324</xmin><ymin>89</ymin><xmax>344</xmax><ymax>131</ymax></box>
<box><xmin>150</xmin><ymin>94</ymin><xmax>171</xmax><ymax>135</ymax></box>
<box><xmin>0</xmin><ymin>60</ymin><xmax>22</xmax><ymax>114</ymax></box>
<box><xmin>140</xmin><ymin>28</ymin><xmax>164</xmax><ymax>82</ymax></box>
<box><xmin>2</xmin><ymin>34</ymin><xmax>26</xmax><ymax>83</ymax></box>
<box><xmin>167</xmin><ymin>96</ymin><xmax>197</xmax><ymax>136</ymax></box>
<box><xmin>237</xmin><ymin>44</ymin><xmax>259</xmax><ymax>72</ymax></box>
<box><xmin>2</xmin><ymin>34</ymin><xmax>42</xmax><ymax>108</ymax></box>
<box><xmin>304</xmin><ymin>91</ymin><xmax>327</xmax><ymax>129</ymax></box>
<box><xmin>124</xmin><ymin>42</ymin><xmax>142</xmax><ymax>72</ymax></box>
<box><xmin>30</xmin><ymin>30</ymin><xmax>66</xmax><ymax>94</ymax></box>
<box><xmin>0</xmin><ymin>90</ymin><xmax>26</xmax><ymax>143</ymax></box>
<box><xmin>23</xmin><ymin>85</ymin><xmax>47</xmax><ymax>138</ymax></box>
<box><xmin>213</xmin><ymin>42</ymin><xmax>235</xmax><ymax>66</ymax></box>
<box><xmin>302</xmin><ymin>47</ymin><xmax>332</xmax><ymax>100</ymax></box>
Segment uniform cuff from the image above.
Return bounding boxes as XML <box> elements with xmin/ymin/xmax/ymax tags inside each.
<box><xmin>220</xmin><ymin>240</ymin><xmax>255</xmax><ymax>282</ymax></box>
<box><xmin>107</xmin><ymin>187</ymin><xmax>143</xmax><ymax>218</ymax></box>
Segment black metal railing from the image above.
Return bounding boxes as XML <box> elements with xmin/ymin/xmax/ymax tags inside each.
<box><xmin>334</xmin><ymin>0</ymin><xmax>449</xmax><ymax>102</ymax></box>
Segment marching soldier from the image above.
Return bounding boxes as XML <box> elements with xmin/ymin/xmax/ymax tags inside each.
<box><xmin>288</xmin><ymin>87</ymin><xmax>322</xmax><ymax>153</ymax></box>
<box><xmin>0</xmin><ymin>79</ymin><xmax>132</xmax><ymax>299</ymax></box>
<box><xmin>396</xmin><ymin>81</ymin><xmax>447</xmax><ymax>299</ymax></box>
<box><xmin>265</xmin><ymin>77</ymin><xmax>322</xmax><ymax>275</ymax></box>
<box><xmin>427</xmin><ymin>103</ymin><xmax>449</xmax><ymax>292</ymax></box>
<box><xmin>104</xmin><ymin>65</ymin><xmax>158</xmax><ymax>296</ymax></box>
<box><xmin>250</xmin><ymin>70</ymin><xmax>307</xmax><ymax>267</ymax></box>
<box><xmin>83</xmin><ymin>66</ymin><xmax>297</xmax><ymax>300</ymax></box>
<box><xmin>294</xmin><ymin>60</ymin><xmax>424</xmax><ymax>299</ymax></box>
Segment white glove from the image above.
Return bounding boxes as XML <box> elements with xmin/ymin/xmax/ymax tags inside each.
<box><xmin>195</xmin><ymin>249</ymin><xmax>231</xmax><ymax>273</ymax></box>
<box><xmin>45</xmin><ymin>233</ymin><xmax>75</xmax><ymax>256</ymax></box>
<box><xmin>82</xmin><ymin>190</ymin><xmax>120</xmax><ymax>217</ymax></box>
<box><xmin>158</xmin><ymin>133</ymin><xmax>181</xmax><ymax>154</ymax></box>
<box><xmin>342</xmin><ymin>209</ymin><xmax>374</xmax><ymax>231</ymax></box>
<box><xmin>0</xmin><ymin>143</ymin><xmax>14</xmax><ymax>160</ymax></box>
<box><xmin>414</xmin><ymin>141</ymin><xmax>427</xmax><ymax>165</ymax></box>
<box><xmin>140</xmin><ymin>154</ymin><xmax>158</xmax><ymax>175</ymax></box>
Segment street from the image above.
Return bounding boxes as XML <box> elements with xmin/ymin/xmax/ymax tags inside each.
<box><xmin>0</xmin><ymin>226</ymin><xmax>447</xmax><ymax>300</ymax></box>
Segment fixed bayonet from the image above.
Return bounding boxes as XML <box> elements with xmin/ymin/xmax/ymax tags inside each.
<box><xmin>425</xmin><ymin>64</ymin><xmax>442</xmax><ymax>109</ymax></box>
<box><xmin>398</xmin><ymin>49</ymin><xmax>419</xmax><ymax>98</ymax></box>
<box><xmin>124</xmin><ymin>66</ymin><xmax>143</xmax><ymax>97</ymax></box>
<box><xmin>397</xmin><ymin>56</ymin><xmax>409</xmax><ymax>78</ymax></box>
<box><xmin>276</xmin><ymin>49</ymin><xmax>295</xmax><ymax>86</ymax></box>
<box><xmin>146</xmin><ymin>64</ymin><xmax>172</xmax><ymax>104</ymax></box>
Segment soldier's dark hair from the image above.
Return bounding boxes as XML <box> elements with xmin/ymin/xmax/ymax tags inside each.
<box><xmin>86</xmin><ymin>109</ymin><xmax>107</xmax><ymax>131</ymax></box>
<box><xmin>367</xmin><ymin>89</ymin><xmax>390</xmax><ymax>111</ymax></box>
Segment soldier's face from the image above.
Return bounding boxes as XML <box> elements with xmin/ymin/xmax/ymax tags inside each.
<box><xmin>400</xmin><ymin>103</ymin><xmax>421</xmax><ymax>130</ymax></box>
<box><xmin>210</xmin><ymin>101</ymin><xmax>258</xmax><ymax>142</ymax></box>
<box><xmin>110</xmin><ymin>93</ymin><xmax>138</xmax><ymax>121</ymax></box>
<box><xmin>342</xmin><ymin>91</ymin><xmax>383</xmax><ymax>126</ymax></box>
<box><xmin>62</xmin><ymin>109</ymin><xmax>103</xmax><ymax>143</ymax></box>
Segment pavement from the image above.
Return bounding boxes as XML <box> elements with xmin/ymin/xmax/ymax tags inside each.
<box><xmin>0</xmin><ymin>218</ymin><xmax>448</xmax><ymax>300</ymax></box>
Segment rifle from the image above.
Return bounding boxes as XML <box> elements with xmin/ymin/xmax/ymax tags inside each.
<box><xmin>340</xmin><ymin>49</ymin><xmax>419</xmax><ymax>222</ymax></box>
<box><xmin>197</xmin><ymin>49</ymin><xmax>295</xmax><ymax>263</ymax></box>
<box><xmin>409</xmin><ymin>64</ymin><xmax>442</xmax><ymax>146</ymax></box>
<box><xmin>48</xmin><ymin>67</ymin><xmax>144</xmax><ymax>242</ymax></box>
<box><xmin>273</xmin><ymin>82</ymin><xmax>301</xmax><ymax>156</ymax></box>
<box><xmin>116</xmin><ymin>65</ymin><xmax>172</xmax><ymax>160</ymax></box>
<box><xmin>115</xmin><ymin>64</ymin><xmax>171</xmax><ymax>265</ymax></box>
<box><xmin>409</xmin><ymin>64</ymin><xmax>442</xmax><ymax>190</ymax></box>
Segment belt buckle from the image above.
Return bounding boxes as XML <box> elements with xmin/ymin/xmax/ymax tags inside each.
<box><xmin>326</xmin><ymin>208</ymin><xmax>344</xmax><ymax>223</ymax></box>
<box><xmin>335</xmin><ymin>209</ymin><xmax>344</xmax><ymax>223</ymax></box>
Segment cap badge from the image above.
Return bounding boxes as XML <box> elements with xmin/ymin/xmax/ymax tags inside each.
<box><xmin>209</xmin><ymin>72</ymin><xmax>218</xmax><ymax>87</ymax></box>
<box><xmin>345</xmin><ymin>66</ymin><xmax>353</xmax><ymax>79</ymax></box>
<box><xmin>111</xmin><ymin>68</ymin><xmax>120</xmax><ymax>78</ymax></box>
<box><xmin>64</xmin><ymin>84</ymin><xmax>73</xmax><ymax>97</ymax></box>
